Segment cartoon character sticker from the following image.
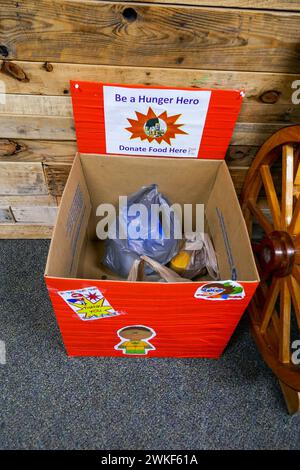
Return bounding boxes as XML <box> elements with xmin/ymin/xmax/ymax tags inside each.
<box><xmin>194</xmin><ymin>281</ymin><xmax>245</xmax><ymax>301</ymax></box>
<box><xmin>115</xmin><ymin>325</ymin><xmax>156</xmax><ymax>355</ymax></box>
<box><xmin>58</xmin><ymin>287</ymin><xmax>119</xmax><ymax>321</ymax></box>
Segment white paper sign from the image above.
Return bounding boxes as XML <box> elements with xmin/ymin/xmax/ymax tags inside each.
<box><xmin>103</xmin><ymin>86</ymin><xmax>211</xmax><ymax>158</ymax></box>
<box><xmin>58</xmin><ymin>286</ymin><xmax>119</xmax><ymax>321</ymax></box>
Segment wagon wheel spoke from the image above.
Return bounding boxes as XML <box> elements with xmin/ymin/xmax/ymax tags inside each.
<box><xmin>289</xmin><ymin>195</ymin><xmax>300</xmax><ymax>235</ymax></box>
<box><xmin>279</xmin><ymin>278</ymin><xmax>291</xmax><ymax>364</ymax></box>
<box><xmin>281</xmin><ymin>144</ymin><xmax>294</xmax><ymax>229</ymax></box>
<box><xmin>292</xmin><ymin>265</ymin><xmax>300</xmax><ymax>284</ymax></box>
<box><xmin>255</xmin><ymin>279</ymin><xmax>280</xmax><ymax>356</ymax></box>
<box><xmin>247</xmin><ymin>198</ymin><xmax>273</xmax><ymax>235</ymax></box>
<box><xmin>295</xmin><ymin>167</ymin><xmax>300</xmax><ymax>187</ymax></box>
<box><xmin>287</xmin><ymin>275</ymin><xmax>300</xmax><ymax>331</ymax></box>
<box><xmin>253</xmin><ymin>252</ymin><xmax>280</xmax><ymax>338</ymax></box>
<box><xmin>294</xmin><ymin>144</ymin><xmax>300</xmax><ymax>165</ymax></box>
<box><xmin>260</xmin><ymin>164</ymin><xmax>281</xmax><ymax>230</ymax></box>
<box><xmin>260</xmin><ymin>277</ymin><xmax>280</xmax><ymax>334</ymax></box>
<box><xmin>244</xmin><ymin>177</ymin><xmax>263</xmax><ymax>238</ymax></box>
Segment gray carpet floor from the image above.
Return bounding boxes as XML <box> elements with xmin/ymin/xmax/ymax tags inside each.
<box><xmin>0</xmin><ymin>239</ymin><xmax>300</xmax><ymax>450</ymax></box>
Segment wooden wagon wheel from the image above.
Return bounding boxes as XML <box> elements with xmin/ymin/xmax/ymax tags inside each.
<box><xmin>240</xmin><ymin>125</ymin><xmax>300</xmax><ymax>415</ymax></box>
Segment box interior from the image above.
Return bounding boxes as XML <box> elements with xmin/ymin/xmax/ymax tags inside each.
<box><xmin>45</xmin><ymin>153</ymin><xmax>259</xmax><ymax>282</ymax></box>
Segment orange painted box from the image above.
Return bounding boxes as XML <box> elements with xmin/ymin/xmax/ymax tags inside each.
<box><xmin>45</xmin><ymin>81</ymin><xmax>259</xmax><ymax>357</ymax></box>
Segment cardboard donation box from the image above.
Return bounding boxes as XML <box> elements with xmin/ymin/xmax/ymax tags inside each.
<box><xmin>45</xmin><ymin>81</ymin><xmax>259</xmax><ymax>357</ymax></box>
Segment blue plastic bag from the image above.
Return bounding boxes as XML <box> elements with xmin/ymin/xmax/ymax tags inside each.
<box><xmin>102</xmin><ymin>184</ymin><xmax>180</xmax><ymax>278</ymax></box>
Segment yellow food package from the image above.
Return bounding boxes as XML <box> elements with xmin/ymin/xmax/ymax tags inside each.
<box><xmin>169</xmin><ymin>250</ymin><xmax>192</xmax><ymax>274</ymax></box>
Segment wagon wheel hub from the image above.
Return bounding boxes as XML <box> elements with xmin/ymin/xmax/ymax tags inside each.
<box><xmin>254</xmin><ymin>230</ymin><xmax>296</xmax><ymax>278</ymax></box>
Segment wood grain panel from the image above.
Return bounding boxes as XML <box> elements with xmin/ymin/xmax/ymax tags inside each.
<box><xmin>0</xmin><ymin>92</ymin><xmax>298</xmax><ymax>124</ymax></box>
<box><xmin>230</xmin><ymin>123</ymin><xmax>287</xmax><ymax>146</ymax></box>
<box><xmin>0</xmin><ymin>139</ymin><xmax>259</xmax><ymax>168</ymax></box>
<box><xmin>2</xmin><ymin>195</ymin><xmax>58</xmax><ymax>223</ymax></box>
<box><xmin>0</xmin><ymin>113</ymin><xmax>288</xmax><ymax>145</ymax></box>
<box><xmin>41</xmin><ymin>161</ymin><xmax>264</xmax><ymax>197</ymax></box>
<box><xmin>2</xmin><ymin>195</ymin><xmax>56</xmax><ymax>206</ymax></box>
<box><xmin>114</xmin><ymin>1</ymin><xmax>300</xmax><ymax>11</ymax></box>
<box><xmin>0</xmin><ymin>207</ymin><xmax>14</xmax><ymax>222</ymax></box>
<box><xmin>225</xmin><ymin>145</ymin><xmax>259</xmax><ymax>167</ymax></box>
<box><xmin>43</xmin><ymin>163</ymin><xmax>72</xmax><ymax>196</ymax></box>
<box><xmin>12</xmin><ymin>205</ymin><xmax>57</xmax><ymax>224</ymax></box>
<box><xmin>0</xmin><ymin>94</ymin><xmax>70</xmax><ymax>116</ymax></box>
<box><xmin>0</xmin><ymin>139</ymin><xmax>76</xmax><ymax>163</ymax></box>
<box><xmin>0</xmin><ymin>62</ymin><xmax>297</xmax><ymax>103</ymax></box>
<box><xmin>1</xmin><ymin>1</ymin><xmax>300</xmax><ymax>72</ymax></box>
<box><xmin>0</xmin><ymin>162</ymin><xmax>48</xmax><ymax>195</ymax></box>
<box><xmin>0</xmin><ymin>223</ymin><xmax>53</xmax><ymax>238</ymax></box>
<box><xmin>0</xmin><ymin>115</ymin><xmax>75</xmax><ymax>140</ymax></box>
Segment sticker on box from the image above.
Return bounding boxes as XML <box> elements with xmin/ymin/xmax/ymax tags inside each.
<box><xmin>194</xmin><ymin>281</ymin><xmax>245</xmax><ymax>301</ymax></box>
<box><xmin>58</xmin><ymin>287</ymin><xmax>119</xmax><ymax>320</ymax></box>
<box><xmin>114</xmin><ymin>325</ymin><xmax>156</xmax><ymax>355</ymax></box>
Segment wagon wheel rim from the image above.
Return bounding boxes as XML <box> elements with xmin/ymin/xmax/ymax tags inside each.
<box><xmin>240</xmin><ymin>125</ymin><xmax>300</xmax><ymax>390</ymax></box>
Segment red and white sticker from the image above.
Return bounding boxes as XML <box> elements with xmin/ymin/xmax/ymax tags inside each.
<box><xmin>58</xmin><ymin>286</ymin><xmax>119</xmax><ymax>321</ymax></box>
<box><xmin>195</xmin><ymin>281</ymin><xmax>245</xmax><ymax>301</ymax></box>
<box><xmin>103</xmin><ymin>85</ymin><xmax>211</xmax><ymax>158</ymax></box>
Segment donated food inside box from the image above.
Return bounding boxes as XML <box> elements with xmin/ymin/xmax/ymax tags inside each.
<box><xmin>44</xmin><ymin>82</ymin><xmax>259</xmax><ymax>358</ymax></box>
<box><xmin>45</xmin><ymin>153</ymin><xmax>257</xmax><ymax>283</ymax></box>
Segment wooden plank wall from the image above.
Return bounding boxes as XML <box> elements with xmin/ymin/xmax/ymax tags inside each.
<box><xmin>0</xmin><ymin>0</ymin><xmax>299</xmax><ymax>238</ymax></box>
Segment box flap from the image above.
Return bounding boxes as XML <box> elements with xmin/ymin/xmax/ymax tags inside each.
<box><xmin>70</xmin><ymin>81</ymin><xmax>243</xmax><ymax>160</ymax></box>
